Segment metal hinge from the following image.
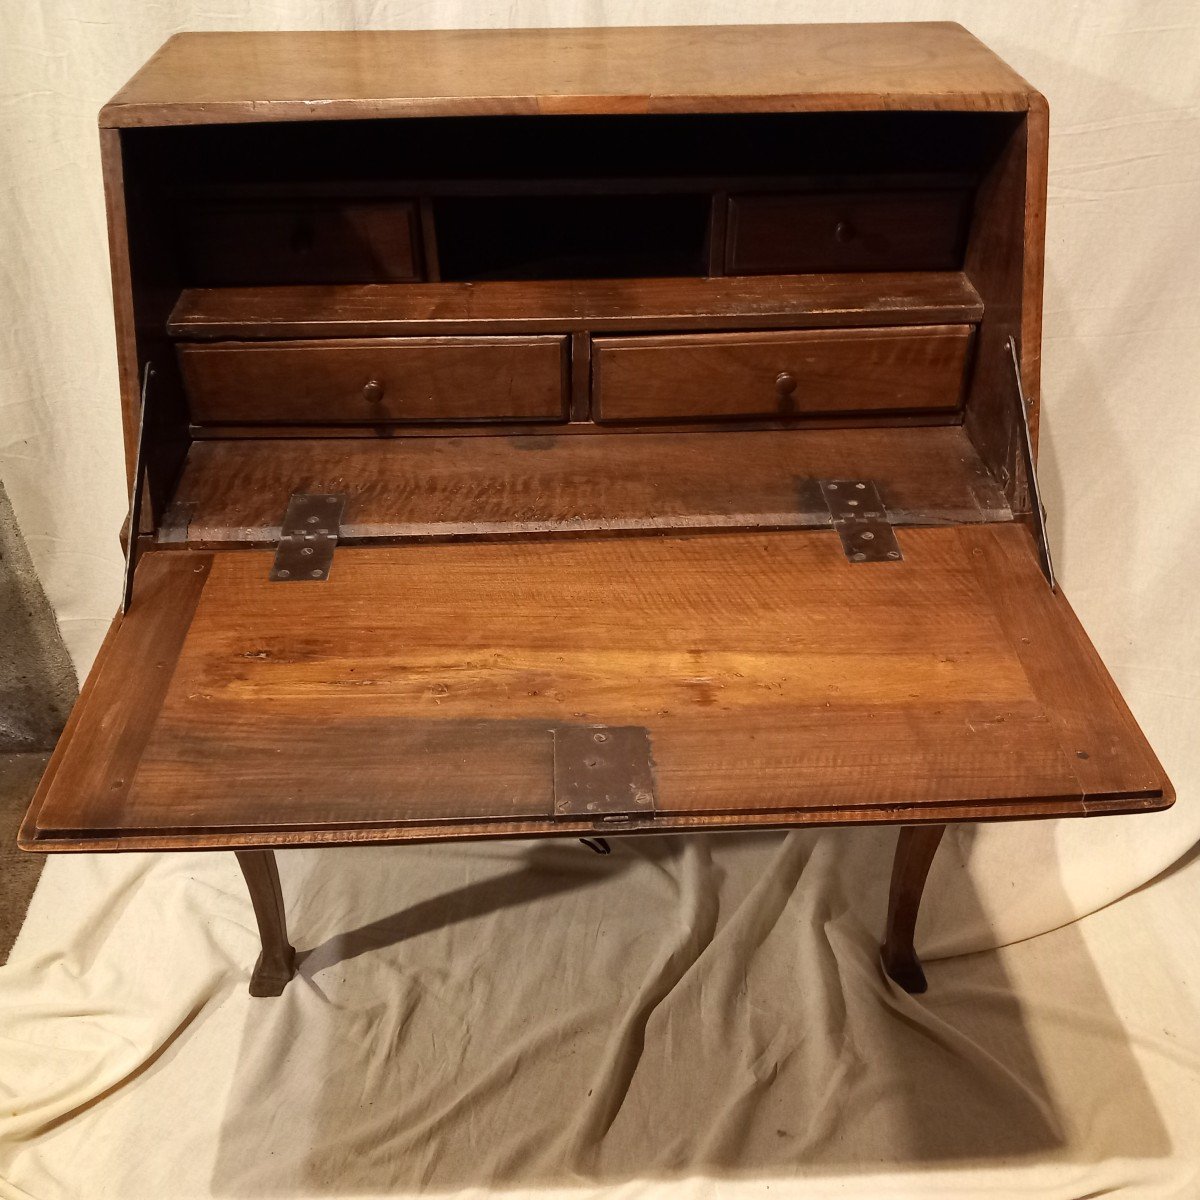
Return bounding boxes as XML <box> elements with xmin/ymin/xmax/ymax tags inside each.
<box><xmin>819</xmin><ymin>480</ymin><xmax>903</xmax><ymax>564</ymax></box>
<box><xmin>1006</xmin><ymin>336</ymin><xmax>1056</xmax><ymax>590</ymax></box>
<box><xmin>552</xmin><ymin>725</ymin><xmax>657</xmax><ymax>822</ymax></box>
<box><xmin>269</xmin><ymin>493</ymin><xmax>346</xmax><ymax>581</ymax></box>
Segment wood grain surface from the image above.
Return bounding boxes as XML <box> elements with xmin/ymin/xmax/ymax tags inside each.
<box><xmin>178</xmin><ymin>336</ymin><xmax>569</xmax><ymax>425</ymax></box>
<box><xmin>167</xmin><ymin>273</ymin><xmax>986</xmax><ymax>340</ymax></box>
<box><xmin>165</xmin><ymin>426</ymin><xmax>1011</xmax><ymax>545</ymax></box>
<box><xmin>101</xmin><ymin>25</ymin><xmax>1042</xmax><ymax>127</ymax></box>
<box><xmin>22</xmin><ymin>525</ymin><xmax>1170</xmax><ymax>851</ymax></box>
<box><xmin>591</xmin><ymin>325</ymin><xmax>971</xmax><ymax>421</ymax></box>
<box><xmin>960</xmin><ymin>107</ymin><xmax>1049</xmax><ymax>511</ymax></box>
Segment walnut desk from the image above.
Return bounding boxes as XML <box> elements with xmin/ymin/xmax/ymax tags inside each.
<box><xmin>20</xmin><ymin>25</ymin><xmax>1172</xmax><ymax>998</ymax></box>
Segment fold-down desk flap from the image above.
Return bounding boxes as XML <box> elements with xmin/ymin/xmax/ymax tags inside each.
<box><xmin>21</xmin><ymin>525</ymin><xmax>1171</xmax><ymax>852</ymax></box>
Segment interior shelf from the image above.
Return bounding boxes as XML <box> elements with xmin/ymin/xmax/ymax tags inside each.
<box><xmin>167</xmin><ymin>272</ymin><xmax>984</xmax><ymax>339</ymax></box>
<box><xmin>162</xmin><ymin>425</ymin><xmax>1010</xmax><ymax>547</ymax></box>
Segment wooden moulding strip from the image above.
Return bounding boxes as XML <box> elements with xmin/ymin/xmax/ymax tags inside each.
<box><xmin>167</xmin><ymin>273</ymin><xmax>985</xmax><ymax>340</ymax></box>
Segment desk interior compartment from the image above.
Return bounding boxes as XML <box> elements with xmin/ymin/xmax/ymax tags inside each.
<box><xmin>726</xmin><ymin>189</ymin><xmax>972</xmax><ymax>275</ymax></box>
<box><xmin>179</xmin><ymin>197</ymin><xmax>423</xmax><ymax>285</ymax></box>
<box><xmin>433</xmin><ymin>193</ymin><xmax>712</xmax><ymax>281</ymax></box>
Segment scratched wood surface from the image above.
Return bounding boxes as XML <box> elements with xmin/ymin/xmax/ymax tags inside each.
<box><xmin>22</xmin><ymin>525</ymin><xmax>1170</xmax><ymax>851</ymax></box>
<box><xmin>167</xmin><ymin>273</ymin><xmax>986</xmax><ymax>340</ymax></box>
<box><xmin>101</xmin><ymin>25</ymin><xmax>1041</xmax><ymax>127</ymax></box>
<box><xmin>165</xmin><ymin>426</ymin><xmax>1011</xmax><ymax>546</ymax></box>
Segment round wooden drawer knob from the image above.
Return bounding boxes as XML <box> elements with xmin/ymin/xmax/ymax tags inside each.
<box><xmin>834</xmin><ymin>220</ymin><xmax>856</xmax><ymax>244</ymax></box>
<box><xmin>362</xmin><ymin>378</ymin><xmax>385</xmax><ymax>403</ymax></box>
<box><xmin>775</xmin><ymin>371</ymin><xmax>798</xmax><ymax>397</ymax></box>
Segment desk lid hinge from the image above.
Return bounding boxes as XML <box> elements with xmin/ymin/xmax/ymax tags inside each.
<box><xmin>552</xmin><ymin>725</ymin><xmax>657</xmax><ymax>823</ymax></box>
<box><xmin>270</xmin><ymin>493</ymin><xmax>346</xmax><ymax>582</ymax></box>
<box><xmin>818</xmin><ymin>479</ymin><xmax>903</xmax><ymax>564</ymax></box>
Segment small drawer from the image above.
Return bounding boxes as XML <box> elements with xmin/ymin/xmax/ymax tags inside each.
<box><xmin>179</xmin><ymin>337</ymin><xmax>569</xmax><ymax>425</ymax></box>
<box><xmin>592</xmin><ymin>326</ymin><xmax>972</xmax><ymax>423</ymax></box>
<box><xmin>181</xmin><ymin>198</ymin><xmax>421</xmax><ymax>285</ymax></box>
<box><xmin>726</xmin><ymin>190</ymin><xmax>970</xmax><ymax>275</ymax></box>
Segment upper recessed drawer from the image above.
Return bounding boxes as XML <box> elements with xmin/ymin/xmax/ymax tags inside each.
<box><xmin>178</xmin><ymin>337</ymin><xmax>569</xmax><ymax>425</ymax></box>
<box><xmin>180</xmin><ymin>199</ymin><xmax>422</xmax><ymax>285</ymax></box>
<box><xmin>726</xmin><ymin>190</ymin><xmax>971</xmax><ymax>275</ymax></box>
<box><xmin>592</xmin><ymin>326</ymin><xmax>972</xmax><ymax>423</ymax></box>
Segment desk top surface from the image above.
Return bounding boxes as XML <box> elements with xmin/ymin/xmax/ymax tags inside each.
<box><xmin>21</xmin><ymin>524</ymin><xmax>1170</xmax><ymax>853</ymax></box>
<box><xmin>102</xmin><ymin>24</ymin><xmax>1043</xmax><ymax>128</ymax></box>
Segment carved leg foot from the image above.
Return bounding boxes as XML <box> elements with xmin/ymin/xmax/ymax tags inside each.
<box><xmin>235</xmin><ymin>849</ymin><xmax>296</xmax><ymax>997</ymax></box>
<box><xmin>881</xmin><ymin>824</ymin><xmax>946</xmax><ymax>994</ymax></box>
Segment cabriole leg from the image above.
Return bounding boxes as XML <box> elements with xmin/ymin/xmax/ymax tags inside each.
<box><xmin>881</xmin><ymin>824</ymin><xmax>946</xmax><ymax>994</ymax></box>
<box><xmin>235</xmin><ymin>849</ymin><xmax>296</xmax><ymax>997</ymax></box>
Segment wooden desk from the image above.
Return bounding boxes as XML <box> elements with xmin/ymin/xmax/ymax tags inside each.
<box><xmin>21</xmin><ymin>24</ymin><xmax>1171</xmax><ymax>1000</ymax></box>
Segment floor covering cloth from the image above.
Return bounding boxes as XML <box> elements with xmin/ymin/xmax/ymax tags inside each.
<box><xmin>3</xmin><ymin>829</ymin><xmax>1200</xmax><ymax>1199</ymax></box>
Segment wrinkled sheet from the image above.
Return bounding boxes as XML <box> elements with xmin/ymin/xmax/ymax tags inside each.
<box><xmin>1</xmin><ymin>0</ymin><xmax>1197</xmax><ymax>948</ymax></box>
<box><xmin>3</xmin><ymin>830</ymin><xmax>1200</xmax><ymax>1198</ymax></box>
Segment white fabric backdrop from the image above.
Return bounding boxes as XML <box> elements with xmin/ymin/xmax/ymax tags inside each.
<box><xmin>0</xmin><ymin>0</ymin><xmax>1197</xmax><ymax>981</ymax></box>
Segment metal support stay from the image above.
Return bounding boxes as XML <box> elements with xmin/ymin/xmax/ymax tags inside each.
<box><xmin>1006</xmin><ymin>336</ymin><xmax>1056</xmax><ymax>590</ymax></box>
<box><xmin>121</xmin><ymin>362</ymin><xmax>154</xmax><ymax>614</ymax></box>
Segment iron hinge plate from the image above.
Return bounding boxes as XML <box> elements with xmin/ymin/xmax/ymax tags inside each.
<box><xmin>552</xmin><ymin>725</ymin><xmax>657</xmax><ymax>821</ymax></box>
<box><xmin>819</xmin><ymin>479</ymin><xmax>903</xmax><ymax>564</ymax></box>
<box><xmin>270</xmin><ymin>493</ymin><xmax>346</xmax><ymax>582</ymax></box>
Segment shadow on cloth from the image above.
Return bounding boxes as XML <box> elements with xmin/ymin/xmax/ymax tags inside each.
<box><xmin>211</xmin><ymin>826</ymin><xmax>1168</xmax><ymax>1194</ymax></box>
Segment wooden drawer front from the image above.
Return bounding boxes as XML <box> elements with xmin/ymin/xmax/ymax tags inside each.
<box><xmin>726</xmin><ymin>190</ymin><xmax>970</xmax><ymax>274</ymax></box>
<box><xmin>179</xmin><ymin>337</ymin><xmax>569</xmax><ymax>425</ymax></box>
<box><xmin>592</xmin><ymin>326</ymin><xmax>971</xmax><ymax>423</ymax></box>
<box><xmin>182</xmin><ymin>199</ymin><xmax>421</xmax><ymax>285</ymax></box>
